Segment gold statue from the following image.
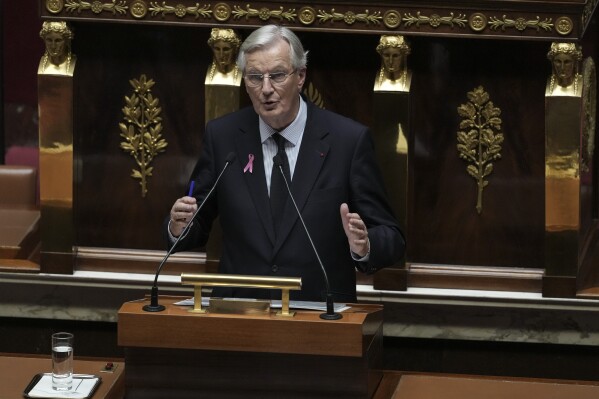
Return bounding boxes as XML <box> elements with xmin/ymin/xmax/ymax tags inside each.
<box><xmin>38</xmin><ymin>21</ymin><xmax>76</xmax><ymax>76</ymax></box>
<box><xmin>374</xmin><ymin>35</ymin><xmax>411</xmax><ymax>92</ymax></box>
<box><xmin>205</xmin><ymin>28</ymin><xmax>242</xmax><ymax>86</ymax></box>
<box><xmin>546</xmin><ymin>42</ymin><xmax>582</xmax><ymax>97</ymax></box>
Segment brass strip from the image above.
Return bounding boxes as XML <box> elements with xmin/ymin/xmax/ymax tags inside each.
<box><xmin>182</xmin><ymin>273</ymin><xmax>301</xmax><ymax>316</ymax></box>
<box><xmin>181</xmin><ymin>273</ymin><xmax>302</xmax><ymax>290</ymax></box>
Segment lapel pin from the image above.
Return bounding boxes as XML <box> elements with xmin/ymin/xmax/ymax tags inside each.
<box><xmin>244</xmin><ymin>154</ymin><xmax>255</xmax><ymax>173</ymax></box>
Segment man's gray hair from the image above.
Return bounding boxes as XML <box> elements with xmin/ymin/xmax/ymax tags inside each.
<box><xmin>237</xmin><ymin>25</ymin><xmax>308</xmax><ymax>72</ymax></box>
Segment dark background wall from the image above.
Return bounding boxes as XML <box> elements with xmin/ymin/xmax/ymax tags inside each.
<box><xmin>2</xmin><ymin>1</ymin><xmax>42</xmax><ymax>167</ymax></box>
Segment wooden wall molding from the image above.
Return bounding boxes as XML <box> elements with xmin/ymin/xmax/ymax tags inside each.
<box><xmin>407</xmin><ymin>264</ymin><xmax>544</xmax><ymax>293</ymax></box>
<box><xmin>75</xmin><ymin>246</ymin><xmax>215</xmax><ymax>275</ymax></box>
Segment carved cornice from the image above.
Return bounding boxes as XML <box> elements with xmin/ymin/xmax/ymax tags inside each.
<box><xmin>42</xmin><ymin>0</ymin><xmax>596</xmax><ymax>40</ymax></box>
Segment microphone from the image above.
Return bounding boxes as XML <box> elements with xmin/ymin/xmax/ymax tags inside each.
<box><xmin>273</xmin><ymin>154</ymin><xmax>342</xmax><ymax>320</ymax></box>
<box><xmin>143</xmin><ymin>152</ymin><xmax>236</xmax><ymax>312</ymax></box>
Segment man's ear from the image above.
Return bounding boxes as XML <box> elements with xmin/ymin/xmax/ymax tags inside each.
<box><xmin>297</xmin><ymin>68</ymin><xmax>307</xmax><ymax>91</ymax></box>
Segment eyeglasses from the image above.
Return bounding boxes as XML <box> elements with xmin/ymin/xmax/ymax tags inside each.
<box><xmin>244</xmin><ymin>70</ymin><xmax>297</xmax><ymax>87</ymax></box>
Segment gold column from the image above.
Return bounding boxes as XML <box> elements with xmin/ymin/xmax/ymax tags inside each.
<box><xmin>544</xmin><ymin>42</ymin><xmax>587</xmax><ymax>291</ymax></box>
<box><xmin>372</xmin><ymin>35</ymin><xmax>411</xmax><ymax>268</ymax></box>
<box><xmin>37</xmin><ymin>21</ymin><xmax>77</xmax><ymax>273</ymax></box>
<box><xmin>203</xmin><ymin>28</ymin><xmax>242</xmax><ymax>266</ymax></box>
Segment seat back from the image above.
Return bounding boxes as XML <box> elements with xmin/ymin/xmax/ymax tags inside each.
<box><xmin>0</xmin><ymin>165</ymin><xmax>37</xmax><ymax>208</ymax></box>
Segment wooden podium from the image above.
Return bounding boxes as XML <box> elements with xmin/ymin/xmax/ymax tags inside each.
<box><xmin>118</xmin><ymin>297</ymin><xmax>383</xmax><ymax>398</ymax></box>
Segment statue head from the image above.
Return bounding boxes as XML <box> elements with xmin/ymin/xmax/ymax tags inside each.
<box><xmin>547</xmin><ymin>42</ymin><xmax>582</xmax><ymax>88</ymax></box>
<box><xmin>207</xmin><ymin>28</ymin><xmax>242</xmax><ymax>74</ymax></box>
<box><xmin>39</xmin><ymin>21</ymin><xmax>74</xmax><ymax>67</ymax></box>
<box><xmin>376</xmin><ymin>35</ymin><xmax>411</xmax><ymax>81</ymax></box>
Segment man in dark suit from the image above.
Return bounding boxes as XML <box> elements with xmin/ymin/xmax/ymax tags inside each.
<box><xmin>167</xmin><ymin>25</ymin><xmax>405</xmax><ymax>303</ymax></box>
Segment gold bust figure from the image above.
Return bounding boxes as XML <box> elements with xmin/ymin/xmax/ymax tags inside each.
<box><xmin>205</xmin><ymin>28</ymin><xmax>242</xmax><ymax>86</ymax></box>
<box><xmin>374</xmin><ymin>35</ymin><xmax>411</xmax><ymax>92</ymax></box>
<box><xmin>38</xmin><ymin>21</ymin><xmax>76</xmax><ymax>76</ymax></box>
<box><xmin>546</xmin><ymin>42</ymin><xmax>582</xmax><ymax>96</ymax></box>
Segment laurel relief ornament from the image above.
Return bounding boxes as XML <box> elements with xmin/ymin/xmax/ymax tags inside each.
<box><xmin>489</xmin><ymin>15</ymin><xmax>553</xmax><ymax>31</ymax></box>
<box><xmin>149</xmin><ymin>2</ymin><xmax>211</xmax><ymax>18</ymax></box>
<box><xmin>403</xmin><ymin>12</ymin><xmax>467</xmax><ymax>28</ymax></box>
<box><xmin>302</xmin><ymin>82</ymin><xmax>325</xmax><ymax>109</ymax></box>
<box><xmin>457</xmin><ymin>86</ymin><xmax>504</xmax><ymax>214</ymax></box>
<box><xmin>65</xmin><ymin>0</ymin><xmax>128</xmax><ymax>14</ymax></box>
<box><xmin>232</xmin><ymin>5</ymin><xmax>296</xmax><ymax>21</ymax></box>
<box><xmin>317</xmin><ymin>9</ymin><xmax>382</xmax><ymax>25</ymax></box>
<box><xmin>120</xmin><ymin>74</ymin><xmax>168</xmax><ymax>198</ymax></box>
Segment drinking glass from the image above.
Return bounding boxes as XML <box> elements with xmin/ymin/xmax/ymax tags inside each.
<box><xmin>51</xmin><ymin>332</ymin><xmax>73</xmax><ymax>391</ymax></box>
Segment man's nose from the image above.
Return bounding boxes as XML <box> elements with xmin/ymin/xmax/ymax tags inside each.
<box><xmin>261</xmin><ymin>77</ymin><xmax>275</xmax><ymax>93</ymax></box>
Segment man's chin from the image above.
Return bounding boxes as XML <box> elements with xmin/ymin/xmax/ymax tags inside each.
<box><xmin>260</xmin><ymin>105</ymin><xmax>280</xmax><ymax>117</ymax></box>
<box><xmin>260</xmin><ymin>114</ymin><xmax>287</xmax><ymax>130</ymax></box>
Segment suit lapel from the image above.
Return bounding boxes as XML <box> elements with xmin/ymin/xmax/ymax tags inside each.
<box><xmin>274</xmin><ymin>105</ymin><xmax>330</xmax><ymax>254</ymax></box>
<box><xmin>235</xmin><ymin>120</ymin><xmax>277</xmax><ymax>246</ymax></box>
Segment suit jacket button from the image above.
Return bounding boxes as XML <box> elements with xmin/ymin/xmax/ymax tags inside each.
<box><xmin>271</xmin><ymin>264</ymin><xmax>279</xmax><ymax>273</ymax></box>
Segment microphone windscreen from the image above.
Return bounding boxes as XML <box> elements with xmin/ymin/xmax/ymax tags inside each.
<box><xmin>225</xmin><ymin>152</ymin><xmax>236</xmax><ymax>163</ymax></box>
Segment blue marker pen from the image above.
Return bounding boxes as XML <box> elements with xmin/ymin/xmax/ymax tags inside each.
<box><xmin>188</xmin><ymin>180</ymin><xmax>195</xmax><ymax>197</ymax></box>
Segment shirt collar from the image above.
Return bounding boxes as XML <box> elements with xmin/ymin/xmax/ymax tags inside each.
<box><xmin>259</xmin><ymin>96</ymin><xmax>307</xmax><ymax>146</ymax></box>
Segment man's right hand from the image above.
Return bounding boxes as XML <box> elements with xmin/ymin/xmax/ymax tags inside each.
<box><xmin>169</xmin><ymin>196</ymin><xmax>198</xmax><ymax>237</ymax></box>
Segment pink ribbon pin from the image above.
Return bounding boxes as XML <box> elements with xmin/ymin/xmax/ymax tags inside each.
<box><xmin>243</xmin><ymin>154</ymin><xmax>255</xmax><ymax>173</ymax></box>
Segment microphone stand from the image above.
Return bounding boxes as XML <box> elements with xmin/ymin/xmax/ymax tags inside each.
<box><xmin>275</xmin><ymin>157</ymin><xmax>342</xmax><ymax>320</ymax></box>
<box><xmin>143</xmin><ymin>155</ymin><xmax>234</xmax><ymax>312</ymax></box>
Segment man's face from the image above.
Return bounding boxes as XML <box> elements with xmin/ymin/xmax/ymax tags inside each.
<box><xmin>211</xmin><ymin>40</ymin><xmax>235</xmax><ymax>74</ymax></box>
<box><xmin>552</xmin><ymin>53</ymin><xmax>575</xmax><ymax>87</ymax></box>
<box><xmin>244</xmin><ymin>39</ymin><xmax>306</xmax><ymax>131</ymax></box>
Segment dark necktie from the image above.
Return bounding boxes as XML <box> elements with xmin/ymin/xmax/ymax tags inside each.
<box><xmin>270</xmin><ymin>133</ymin><xmax>291</xmax><ymax>236</ymax></box>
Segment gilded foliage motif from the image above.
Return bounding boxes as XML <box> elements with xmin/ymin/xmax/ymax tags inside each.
<box><xmin>457</xmin><ymin>86</ymin><xmax>504</xmax><ymax>214</ymax></box>
<box><xmin>119</xmin><ymin>74</ymin><xmax>168</xmax><ymax>197</ymax></box>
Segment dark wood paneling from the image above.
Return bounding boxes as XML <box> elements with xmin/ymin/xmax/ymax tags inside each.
<box><xmin>383</xmin><ymin>337</ymin><xmax>599</xmax><ymax>382</ymax></box>
<box><xmin>0</xmin><ymin>317</ymin><xmax>123</xmax><ymax>358</ymax></box>
<box><xmin>73</xmin><ymin>23</ymin><xmax>213</xmax><ymax>250</ymax></box>
<box><xmin>125</xmin><ymin>347</ymin><xmax>378</xmax><ymax>399</ymax></box>
<box><xmin>407</xmin><ymin>37</ymin><xmax>546</xmax><ymax>269</ymax></box>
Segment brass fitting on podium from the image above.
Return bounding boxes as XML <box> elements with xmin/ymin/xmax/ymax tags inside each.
<box><xmin>181</xmin><ymin>273</ymin><xmax>302</xmax><ymax>317</ymax></box>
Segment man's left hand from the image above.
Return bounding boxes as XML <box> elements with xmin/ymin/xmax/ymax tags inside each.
<box><xmin>340</xmin><ymin>203</ymin><xmax>369</xmax><ymax>258</ymax></box>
